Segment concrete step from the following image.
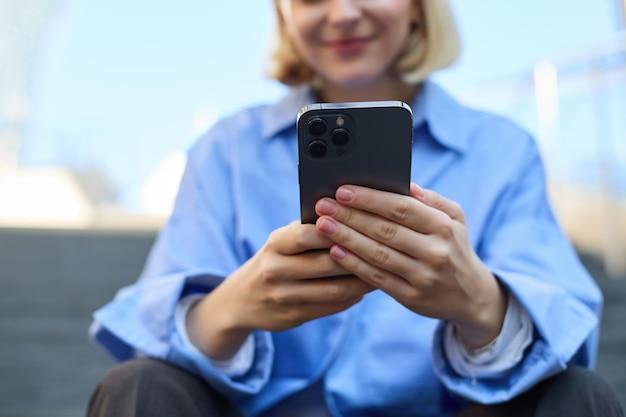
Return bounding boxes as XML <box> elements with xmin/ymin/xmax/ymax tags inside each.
<box><xmin>0</xmin><ymin>228</ymin><xmax>623</xmax><ymax>416</ymax></box>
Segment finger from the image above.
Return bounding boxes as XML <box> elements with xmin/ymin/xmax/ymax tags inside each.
<box><xmin>334</xmin><ymin>185</ymin><xmax>449</xmax><ymax>234</ymax></box>
<box><xmin>328</xmin><ymin>244</ymin><xmax>419</xmax><ymax>305</ymax></box>
<box><xmin>315</xmin><ymin>197</ymin><xmax>438</xmax><ymax>260</ymax></box>
<box><xmin>411</xmin><ymin>183</ymin><xmax>465</xmax><ymax>224</ymax></box>
<box><xmin>269</xmin><ymin>221</ymin><xmax>334</xmax><ymax>255</ymax></box>
<box><xmin>295</xmin><ymin>296</ymin><xmax>365</xmax><ymax>321</ymax></box>
<box><xmin>271</xmin><ymin>250</ymin><xmax>351</xmax><ymax>281</ymax></box>
<box><xmin>315</xmin><ymin>215</ymin><xmax>418</xmax><ymax>279</ymax></box>
<box><xmin>271</xmin><ymin>276</ymin><xmax>374</xmax><ymax>304</ymax></box>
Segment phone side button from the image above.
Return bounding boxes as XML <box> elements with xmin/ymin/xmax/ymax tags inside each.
<box><xmin>298</xmin><ymin>163</ymin><xmax>301</xmax><ymax>184</ymax></box>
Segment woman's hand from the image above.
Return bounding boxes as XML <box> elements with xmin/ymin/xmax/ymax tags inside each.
<box><xmin>187</xmin><ymin>221</ymin><xmax>374</xmax><ymax>360</ymax></box>
<box><xmin>314</xmin><ymin>183</ymin><xmax>507</xmax><ymax>349</ymax></box>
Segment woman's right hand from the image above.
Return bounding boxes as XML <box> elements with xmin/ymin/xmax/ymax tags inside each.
<box><xmin>186</xmin><ymin>220</ymin><xmax>375</xmax><ymax>361</ymax></box>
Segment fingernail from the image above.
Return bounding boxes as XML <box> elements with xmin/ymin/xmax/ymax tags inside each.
<box><xmin>318</xmin><ymin>217</ymin><xmax>337</xmax><ymax>234</ymax></box>
<box><xmin>317</xmin><ymin>198</ymin><xmax>337</xmax><ymax>215</ymax></box>
<box><xmin>337</xmin><ymin>186</ymin><xmax>354</xmax><ymax>202</ymax></box>
<box><xmin>330</xmin><ymin>245</ymin><xmax>346</xmax><ymax>259</ymax></box>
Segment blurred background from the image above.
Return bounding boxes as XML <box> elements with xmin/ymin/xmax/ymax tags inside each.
<box><xmin>1</xmin><ymin>0</ymin><xmax>625</xmax><ymax>416</ymax></box>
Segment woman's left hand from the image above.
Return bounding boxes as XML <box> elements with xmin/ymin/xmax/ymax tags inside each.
<box><xmin>315</xmin><ymin>183</ymin><xmax>507</xmax><ymax>349</ymax></box>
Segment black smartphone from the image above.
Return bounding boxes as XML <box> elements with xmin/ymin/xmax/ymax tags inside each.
<box><xmin>297</xmin><ymin>101</ymin><xmax>413</xmax><ymax>224</ymax></box>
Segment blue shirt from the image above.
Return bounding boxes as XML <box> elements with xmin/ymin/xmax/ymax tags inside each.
<box><xmin>91</xmin><ymin>80</ymin><xmax>602</xmax><ymax>417</ymax></box>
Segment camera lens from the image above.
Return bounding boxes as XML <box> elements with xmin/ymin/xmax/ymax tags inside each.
<box><xmin>331</xmin><ymin>128</ymin><xmax>350</xmax><ymax>146</ymax></box>
<box><xmin>308</xmin><ymin>140</ymin><xmax>327</xmax><ymax>158</ymax></box>
<box><xmin>308</xmin><ymin>118</ymin><xmax>326</xmax><ymax>136</ymax></box>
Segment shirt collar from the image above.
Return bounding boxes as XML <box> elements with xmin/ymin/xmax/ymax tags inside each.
<box><xmin>260</xmin><ymin>80</ymin><xmax>475</xmax><ymax>154</ymax></box>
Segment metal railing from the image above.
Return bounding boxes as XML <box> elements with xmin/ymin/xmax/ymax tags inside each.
<box><xmin>457</xmin><ymin>31</ymin><xmax>626</xmax><ymax>278</ymax></box>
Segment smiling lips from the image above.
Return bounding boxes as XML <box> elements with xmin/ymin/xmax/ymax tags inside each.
<box><xmin>325</xmin><ymin>36</ymin><xmax>373</xmax><ymax>56</ymax></box>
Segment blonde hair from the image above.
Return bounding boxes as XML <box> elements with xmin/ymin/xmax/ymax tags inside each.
<box><xmin>268</xmin><ymin>0</ymin><xmax>461</xmax><ymax>86</ymax></box>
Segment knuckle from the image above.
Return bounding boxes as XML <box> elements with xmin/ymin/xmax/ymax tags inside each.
<box><xmin>319</xmin><ymin>255</ymin><xmax>339</xmax><ymax>276</ymax></box>
<box><xmin>265</xmin><ymin>290</ymin><xmax>280</xmax><ymax>304</ymax></box>
<box><xmin>404</xmin><ymin>285</ymin><xmax>422</xmax><ymax>300</ymax></box>
<box><xmin>259</xmin><ymin>268</ymin><xmax>279</xmax><ymax>284</ymax></box>
<box><xmin>336</xmin><ymin>227</ymin><xmax>351</xmax><ymax>246</ymax></box>
<box><xmin>327</xmin><ymin>284</ymin><xmax>347</xmax><ymax>300</ymax></box>
<box><xmin>436</xmin><ymin>218</ymin><xmax>455</xmax><ymax>239</ymax></box>
<box><xmin>453</xmin><ymin>221</ymin><xmax>467</xmax><ymax>238</ymax></box>
<box><xmin>451</xmin><ymin>201</ymin><xmax>463</xmax><ymax>215</ymax></box>
<box><xmin>370</xmin><ymin>243</ymin><xmax>391</xmax><ymax>266</ymax></box>
<box><xmin>271</xmin><ymin>289</ymin><xmax>294</xmax><ymax>305</ymax></box>
<box><xmin>391</xmin><ymin>198</ymin><xmax>412</xmax><ymax>222</ymax></box>
<box><xmin>330</xmin><ymin>263</ymin><xmax>348</xmax><ymax>278</ymax></box>
<box><xmin>375</xmin><ymin>221</ymin><xmax>398</xmax><ymax>241</ymax></box>
<box><xmin>350</xmin><ymin>282</ymin><xmax>368</xmax><ymax>297</ymax></box>
<box><xmin>263</xmin><ymin>291</ymin><xmax>278</xmax><ymax>305</ymax></box>
<box><xmin>346</xmin><ymin>296</ymin><xmax>363</xmax><ymax>306</ymax></box>
<box><xmin>341</xmin><ymin>206</ymin><xmax>354</xmax><ymax>224</ymax></box>
<box><xmin>294</xmin><ymin>228</ymin><xmax>308</xmax><ymax>251</ymax></box>
<box><xmin>267</xmin><ymin>227</ymin><xmax>286</xmax><ymax>248</ymax></box>
<box><xmin>266</xmin><ymin>231</ymin><xmax>278</xmax><ymax>248</ymax></box>
<box><xmin>281</xmin><ymin>309</ymin><xmax>301</xmax><ymax>325</ymax></box>
<box><xmin>393</xmin><ymin>263</ymin><xmax>411</xmax><ymax>279</ymax></box>
<box><xmin>418</xmin><ymin>274</ymin><xmax>437</xmax><ymax>291</ymax></box>
<box><xmin>427</xmin><ymin>190</ymin><xmax>441</xmax><ymax>206</ymax></box>
<box><xmin>370</xmin><ymin>269</ymin><xmax>387</xmax><ymax>284</ymax></box>
<box><xmin>429</xmin><ymin>245</ymin><xmax>450</xmax><ymax>268</ymax></box>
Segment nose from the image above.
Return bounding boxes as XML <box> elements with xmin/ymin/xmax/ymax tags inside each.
<box><xmin>327</xmin><ymin>0</ymin><xmax>362</xmax><ymax>29</ymax></box>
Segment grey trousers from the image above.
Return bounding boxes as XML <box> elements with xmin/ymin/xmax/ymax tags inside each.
<box><xmin>86</xmin><ymin>358</ymin><xmax>624</xmax><ymax>417</ymax></box>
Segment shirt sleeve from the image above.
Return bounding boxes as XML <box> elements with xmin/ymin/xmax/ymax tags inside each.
<box><xmin>442</xmin><ymin>291</ymin><xmax>534</xmax><ymax>379</ymax></box>
<box><xmin>174</xmin><ymin>294</ymin><xmax>256</xmax><ymax>377</ymax></box>
<box><xmin>88</xmin><ymin>124</ymin><xmax>274</xmax><ymax>400</ymax></box>
<box><xmin>432</xmin><ymin>135</ymin><xmax>602</xmax><ymax>404</ymax></box>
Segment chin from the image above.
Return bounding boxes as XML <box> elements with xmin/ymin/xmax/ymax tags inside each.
<box><xmin>325</xmin><ymin>69</ymin><xmax>384</xmax><ymax>91</ymax></box>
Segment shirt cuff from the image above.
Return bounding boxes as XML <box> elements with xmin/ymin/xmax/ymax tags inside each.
<box><xmin>443</xmin><ymin>292</ymin><xmax>534</xmax><ymax>379</ymax></box>
<box><xmin>174</xmin><ymin>294</ymin><xmax>255</xmax><ymax>377</ymax></box>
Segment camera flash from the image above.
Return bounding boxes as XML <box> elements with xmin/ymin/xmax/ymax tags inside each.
<box><xmin>336</xmin><ymin>116</ymin><xmax>345</xmax><ymax>127</ymax></box>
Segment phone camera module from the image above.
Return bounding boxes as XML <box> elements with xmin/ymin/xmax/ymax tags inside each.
<box><xmin>308</xmin><ymin>118</ymin><xmax>327</xmax><ymax>136</ymax></box>
<box><xmin>308</xmin><ymin>140</ymin><xmax>327</xmax><ymax>158</ymax></box>
<box><xmin>331</xmin><ymin>128</ymin><xmax>350</xmax><ymax>146</ymax></box>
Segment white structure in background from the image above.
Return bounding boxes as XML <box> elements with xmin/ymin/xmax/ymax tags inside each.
<box><xmin>191</xmin><ymin>105</ymin><xmax>219</xmax><ymax>138</ymax></box>
<box><xmin>458</xmin><ymin>32</ymin><xmax>626</xmax><ymax>278</ymax></box>
<box><xmin>533</xmin><ymin>61</ymin><xmax>561</xmax><ymax>158</ymax></box>
<box><xmin>0</xmin><ymin>0</ymin><xmax>94</xmax><ymax>228</ymax></box>
<box><xmin>0</xmin><ymin>168</ymin><xmax>92</xmax><ymax>228</ymax></box>
<box><xmin>140</xmin><ymin>152</ymin><xmax>186</xmax><ymax>218</ymax></box>
<box><xmin>0</xmin><ymin>0</ymin><xmax>59</xmax><ymax>173</ymax></box>
<box><xmin>0</xmin><ymin>0</ymin><xmax>148</xmax><ymax>230</ymax></box>
<box><xmin>0</xmin><ymin>0</ymin><xmax>207</xmax><ymax>228</ymax></box>
<box><xmin>139</xmin><ymin>105</ymin><xmax>218</xmax><ymax>219</ymax></box>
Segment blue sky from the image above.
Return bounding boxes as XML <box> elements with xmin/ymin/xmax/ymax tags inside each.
<box><xmin>24</xmin><ymin>0</ymin><xmax>621</xmax><ymax>207</ymax></box>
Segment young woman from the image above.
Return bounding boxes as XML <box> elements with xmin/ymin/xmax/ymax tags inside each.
<box><xmin>87</xmin><ymin>1</ymin><xmax>624</xmax><ymax>416</ymax></box>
